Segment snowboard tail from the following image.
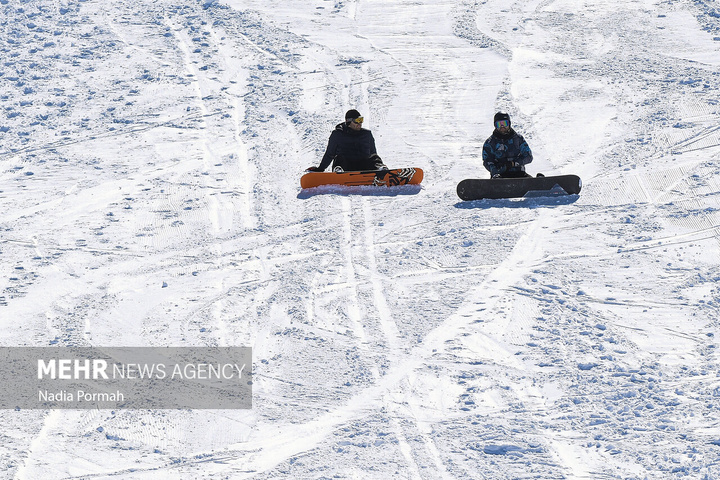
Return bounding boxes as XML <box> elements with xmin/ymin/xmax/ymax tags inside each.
<box><xmin>457</xmin><ymin>175</ymin><xmax>581</xmax><ymax>201</ymax></box>
<box><xmin>301</xmin><ymin>168</ymin><xmax>423</xmax><ymax>189</ymax></box>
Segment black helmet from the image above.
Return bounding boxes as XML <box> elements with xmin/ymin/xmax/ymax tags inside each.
<box><xmin>345</xmin><ymin>109</ymin><xmax>362</xmax><ymax>122</ymax></box>
<box><xmin>494</xmin><ymin>111</ymin><xmax>511</xmax><ymax>126</ymax></box>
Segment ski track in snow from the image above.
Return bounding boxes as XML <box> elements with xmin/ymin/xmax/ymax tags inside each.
<box><xmin>1</xmin><ymin>0</ymin><xmax>720</xmax><ymax>478</ymax></box>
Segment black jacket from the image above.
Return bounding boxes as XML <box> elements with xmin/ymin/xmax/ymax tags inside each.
<box><xmin>318</xmin><ymin>123</ymin><xmax>379</xmax><ymax>171</ymax></box>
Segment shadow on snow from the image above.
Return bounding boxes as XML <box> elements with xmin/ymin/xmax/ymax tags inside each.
<box><xmin>454</xmin><ymin>194</ymin><xmax>580</xmax><ymax>209</ymax></box>
<box><xmin>298</xmin><ymin>184</ymin><xmax>422</xmax><ymax>199</ymax></box>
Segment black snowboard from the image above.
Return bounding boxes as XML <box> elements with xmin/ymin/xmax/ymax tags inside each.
<box><xmin>456</xmin><ymin>174</ymin><xmax>582</xmax><ymax>201</ymax></box>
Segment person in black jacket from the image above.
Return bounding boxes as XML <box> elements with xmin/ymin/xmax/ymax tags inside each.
<box><xmin>307</xmin><ymin>110</ymin><xmax>387</xmax><ymax>172</ymax></box>
<box><xmin>482</xmin><ymin>112</ymin><xmax>533</xmax><ymax>178</ymax></box>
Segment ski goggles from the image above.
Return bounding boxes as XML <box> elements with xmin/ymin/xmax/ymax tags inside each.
<box><xmin>494</xmin><ymin>119</ymin><xmax>510</xmax><ymax>129</ymax></box>
<box><xmin>350</xmin><ymin>116</ymin><xmax>364</xmax><ymax>124</ymax></box>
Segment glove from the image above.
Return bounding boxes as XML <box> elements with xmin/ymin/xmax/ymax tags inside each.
<box><xmin>305</xmin><ymin>166</ymin><xmax>322</xmax><ymax>172</ymax></box>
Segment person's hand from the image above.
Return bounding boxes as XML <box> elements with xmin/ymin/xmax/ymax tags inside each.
<box><xmin>305</xmin><ymin>166</ymin><xmax>322</xmax><ymax>172</ymax></box>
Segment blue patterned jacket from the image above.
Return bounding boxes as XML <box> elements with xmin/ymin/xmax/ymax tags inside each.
<box><xmin>482</xmin><ymin>129</ymin><xmax>533</xmax><ymax>177</ymax></box>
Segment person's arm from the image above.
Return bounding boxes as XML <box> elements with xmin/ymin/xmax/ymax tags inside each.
<box><xmin>482</xmin><ymin>139</ymin><xmax>503</xmax><ymax>177</ymax></box>
<box><xmin>368</xmin><ymin>132</ymin><xmax>379</xmax><ymax>157</ymax></box>
<box><xmin>516</xmin><ymin>134</ymin><xmax>533</xmax><ymax>165</ymax></box>
<box><xmin>317</xmin><ymin>131</ymin><xmax>340</xmax><ymax>171</ymax></box>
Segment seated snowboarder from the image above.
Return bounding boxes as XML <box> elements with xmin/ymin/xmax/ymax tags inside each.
<box><xmin>307</xmin><ymin>109</ymin><xmax>387</xmax><ymax>173</ymax></box>
<box><xmin>482</xmin><ymin>112</ymin><xmax>534</xmax><ymax>178</ymax></box>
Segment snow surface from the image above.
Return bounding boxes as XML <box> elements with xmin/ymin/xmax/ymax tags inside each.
<box><xmin>1</xmin><ymin>0</ymin><xmax>720</xmax><ymax>478</ymax></box>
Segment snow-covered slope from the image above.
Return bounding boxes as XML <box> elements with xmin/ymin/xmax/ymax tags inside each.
<box><xmin>1</xmin><ymin>0</ymin><xmax>719</xmax><ymax>478</ymax></box>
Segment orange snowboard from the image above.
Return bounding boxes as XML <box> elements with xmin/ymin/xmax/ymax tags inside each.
<box><xmin>300</xmin><ymin>168</ymin><xmax>423</xmax><ymax>189</ymax></box>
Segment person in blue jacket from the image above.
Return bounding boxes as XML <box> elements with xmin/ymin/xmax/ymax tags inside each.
<box><xmin>307</xmin><ymin>109</ymin><xmax>387</xmax><ymax>173</ymax></box>
<box><xmin>482</xmin><ymin>112</ymin><xmax>533</xmax><ymax>178</ymax></box>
